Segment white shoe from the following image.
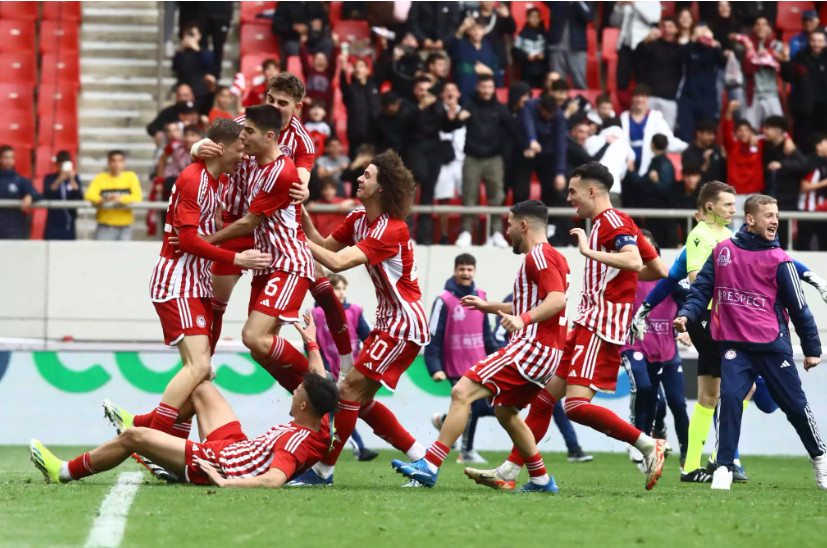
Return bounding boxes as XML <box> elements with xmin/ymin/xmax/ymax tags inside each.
<box><xmin>486</xmin><ymin>232</ymin><xmax>509</xmax><ymax>248</ymax></box>
<box><xmin>455</xmin><ymin>231</ymin><xmax>472</xmax><ymax>247</ymax></box>
<box><xmin>546</xmin><ymin>225</ymin><xmax>556</xmax><ymax>239</ymax></box>
<box><xmin>711</xmin><ymin>466</ymin><xmax>733</xmax><ymax>490</ymax></box>
<box><xmin>811</xmin><ymin>454</ymin><xmax>827</xmax><ymax>489</ymax></box>
<box><xmin>627</xmin><ymin>445</ymin><xmax>646</xmax><ymax>474</ymax></box>
<box><xmin>457</xmin><ymin>450</ymin><xmax>487</xmax><ymax>464</ymax></box>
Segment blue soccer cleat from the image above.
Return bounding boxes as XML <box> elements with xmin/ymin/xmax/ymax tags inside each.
<box><xmin>391</xmin><ymin>458</ymin><xmax>438</xmax><ymax>488</ymax></box>
<box><xmin>515</xmin><ymin>476</ymin><xmax>559</xmax><ymax>493</ymax></box>
<box><xmin>286</xmin><ymin>467</ymin><xmax>333</xmax><ymax>487</ymax></box>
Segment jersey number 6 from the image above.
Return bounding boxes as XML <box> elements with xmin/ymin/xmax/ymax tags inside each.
<box><xmin>264</xmin><ymin>277</ymin><xmax>281</xmax><ymax>297</ymax></box>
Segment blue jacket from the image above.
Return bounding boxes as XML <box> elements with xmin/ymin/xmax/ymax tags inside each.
<box><xmin>0</xmin><ymin>168</ymin><xmax>41</xmax><ymax>239</ymax></box>
<box><xmin>425</xmin><ymin>277</ymin><xmax>497</xmax><ymax>376</ymax></box>
<box><xmin>520</xmin><ymin>97</ymin><xmax>567</xmax><ymax>176</ymax></box>
<box><xmin>678</xmin><ymin>228</ymin><xmax>822</xmax><ymax>357</ymax></box>
<box><xmin>43</xmin><ymin>173</ymin><xmax>83</xmax><ymax>240</ymax></box>
<box><xmin>546</xmin><ymin>1</ymin><xmax>594</xmax><ymax>52</ymax></box>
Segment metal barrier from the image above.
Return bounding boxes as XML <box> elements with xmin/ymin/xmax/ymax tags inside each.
<box><xmin>1</xmin><ymin>199</ymin><xmax>825</xmax><ymax>248</ymax></box>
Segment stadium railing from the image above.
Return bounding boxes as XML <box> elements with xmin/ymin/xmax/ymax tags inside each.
<box><xmin>2</xmin><ymin>199</ymin><xmax>824</xmax><ymax>248</ymax></box>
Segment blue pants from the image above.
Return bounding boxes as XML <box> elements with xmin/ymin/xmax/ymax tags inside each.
<box><xmin>717</xmin><ymin>347</ymin><xmax>826</xmax><ymax>467</ymax></box>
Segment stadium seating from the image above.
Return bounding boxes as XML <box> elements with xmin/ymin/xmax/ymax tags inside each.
<box><xmin>34</xmin><ymin>147</ymin><xmax>59</xmax><ymax>180</ymax></box>
<box><xmin>0</xmin><ymin>20</ymin><xmax>36</xmax><ymax>52</ymax></box>
<box><xmin>241</xmin><ymin>53</ymin><xmax>278</xmax><ymax>84</ymax></box>
<box><xmin>37</xmin><ymin>83</ymin><xmax>78</xmax><ymax>119</ymax></box>
<box><xmin>601</xmin><ymin>27</ymin><xmax>620</xmax><ymax>91</ymax></box>
<box><xmin>0</xmin><ymin>1</ymin><xmax>39</xmax><ymax>20</ymax></box>
<box><xmin>39</xmin><ymin>53</ymin><xmax>81</xmax><ymax>87</ymax></box>
<box><xmin>660</xmin><ymin>1</ymin><xmax>676</xmax><ymax>18</ymax></box>
<box><xmin>0</xmin><ymin>82</ymin><xmax>34</xmax><ymax>113</ymax></box>
<box><xmin>333</xmin><ymin>20</ymin><xmax>370</xmax><ymax>44</ymax></box>
<box><xmin>3</xmin><ymin>110</ymin><xmax>35</xmax><ymax>148</ymax></box>
<box><xmin>0</xmin><ymin>52</ymin><xmax>36</xmax><ymax>85</ymax></box>
<box><xmin>511</xmin><ymin>1</ymin><xmax>551</xmax><ymax>31</ymax></box>
<box><xmin>776</xmin><ymin>2</ymin><xmax>815</xmax><ymax>32</ymax></box>
<box><xmin>37</xmin><ymin>117</ymin><xmax>79</xmax><ymax>150</ymax></box>
<box><xmin>39</xmin><ymin>20</ymin><xmax>80</xmax><ymax>53</ymax></box>
<box><xmin>286</xmin><ymin>55</ymin><xmax>303</xmax><ymax>80</ymax></box>
<box><xmin>585</xmin><ymin>24</ymin><xmax>599</xmax><ymax>89</ymax></box>
<box><xmin>329</xmin><ymin>1</ymin><xmax>343</xmax><ymax>26</ymax></box>
<box><xmin>240</xmin><ymin>1</ymin><xmax>277</xmax><ymax>24</ymax></box>
<box><xmin>41</xmin><ymin>1</ymin><xmax>82</xmax><ymax>21</ymax></box>
<box><xmin>240</xmin><ymin>22</ymin><xmax>279</xmax><ymax>57</ymax></box>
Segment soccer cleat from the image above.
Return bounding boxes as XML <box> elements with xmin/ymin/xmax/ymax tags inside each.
<box><xmin>627</xmin><ymin>445</ymin><xmax>647</xmax><ymax>475</ymax></box>
<box><xmin>102</xmin><ymin>399</ymin><xmax>134</xmax><ymax>434</ymax></box>
<box><xmin>811</xmin><ymin>454</ymin><xmax>827</xmax><ymax>489</ymax></box>
<box><xmin>457</xmin><ymin>450</ymin><xmax>487</xmax><ymax>464</ymax></box>
<box><xmin>285</xmin><ymin>467</ymin><xmax>333</xmax><ymax>487</ymax></box>
<box><xmin>30</xmin><ymin>439</ymin><xmax>63</xmax><ymax>484</ymax></box>
<box><xmin>681</xmin><ymin>467</ymin><xmax>713</xmax><ymax>483</ymax></box>
<box><xmin>356</xmin><ymin>448</ymin><xmax>379</xmax><ymax>462</ymax></box>
<box><xmin>391</xmin><ymin>458</ymin><xmax>438</xmax><ymax>488</ymax></box>
<box><xmin>430</xmin><ymin>413</ymin><xmax>445</xmax><ymax>431</ymax></box>
<box><xmin>131</xmin><ymin>453</ymin><xmax>178</xmax><ymax>483</ymax></box>
<box><xmin>401</xmin><ymin>479</ymin><xmax>423</xmax><ymax>488</ymax></box>
<box><xmin>567</xmin><ymin>448</ymin><xmax>594</xmax><ymax>462</ymax></box>
<box><xmin>711</xmin><ymin>466</ymin><xmax>733</xmax><ymax>490</ymax></box>
<box><xmin>515</xmin><ymin>476</ymin><xmax>558</xmax><ymax>493</ymax></box>
<box><xmin>642</xmin><ymin>439</ymin><xmax>667</xmax><ymax>490</ymax></box>
<box><xmin>463</xmin><ymin>467</ymin><xmax>516</xmax><ymax>491</ymax></box>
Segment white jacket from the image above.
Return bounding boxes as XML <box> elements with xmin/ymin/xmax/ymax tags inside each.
<box><xmin>585</xmin><ymin>125</ymin><xmax>635</xmax><ymax>195</ymax></box>
<box><xmin>611</xmin><ymin>1</ymin><xmax>661</xmax><ymax>50</ymax></box>
<box><xmin>620</xmin><ymin>108</ymin><xmax>688</xmax><ymax>175</ymax></box>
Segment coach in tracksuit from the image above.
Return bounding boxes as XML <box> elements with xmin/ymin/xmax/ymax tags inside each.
<box><xmin>675</xmin><ymin>194</ymin><xmax>826</xmax><ymax>490</ymax></box>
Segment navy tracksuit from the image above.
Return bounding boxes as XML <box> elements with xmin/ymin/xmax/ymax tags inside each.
<box><xmin>679</xmin><ymin>228</ymin><xmax>825</xmax><ymax>469</ymax></box>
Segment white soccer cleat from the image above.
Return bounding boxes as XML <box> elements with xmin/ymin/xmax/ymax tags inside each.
<box><xmin>627</xmin><ymin>445</ymin><xmax>646</xmax><ymax>474</ymax></box>
<box><xmin>811</xmin><ymin>454</ymin><xmax>827</xmax><ymax>489</ymax></box>
<box><xmin>711</xmin><ymin>466</ymin><xmax>733</xmax><ymax>490</ymax></box>
<box><xmin>486</xmin><ymin>232</ymin><xmax>509</xmax><ymax>248</ymax></box>
<box><xmin>642</xmin><ymin>439</ymin><xmax>667</xmax><ymax>490</ymax></box>
<box><xmin>455</xmin><ymin>231</ymin><xmax>472</xmax><ymax>247</ymax></box>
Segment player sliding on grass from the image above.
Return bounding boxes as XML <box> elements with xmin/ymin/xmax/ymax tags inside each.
<box><xmin>31</xmin><ymin>319</ymin><xmax>339</xmax><ymax>488</ymax></box>
<box><xmin>392</xmin><ymin>200</ymin><xmax>569</xmax><ymax>492</ymax></box>
<box><xmin>467</xmin><ymin>162</ymin><xmax>670</xmax><ymax>491</ymax></box>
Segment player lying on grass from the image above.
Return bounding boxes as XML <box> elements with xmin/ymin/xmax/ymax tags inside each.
<box><xmin>31</xmin><ymin>318</ymin><xmax>337</xmax><ymax>488</ymax></box>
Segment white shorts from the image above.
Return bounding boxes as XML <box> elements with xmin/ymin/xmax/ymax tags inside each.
<box><xmin>435</xmin><ymin>159</ymin><xmax>463</xmax><ymax>201</ymax></box>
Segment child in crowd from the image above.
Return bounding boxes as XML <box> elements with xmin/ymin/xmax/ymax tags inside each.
<box><xmin>206</xmin><ymin>86</ymin><xmax>235</xmax><ymax>124</ymax></box>
<box><xmin>242</xmin><ymin>58</ymin><xmax>280</xmax><ymax>107</ymax></box>
<box><xmin>305</xmin><ymin>102</ymin><xmax>334</xmax><ymax>155</ymax></box>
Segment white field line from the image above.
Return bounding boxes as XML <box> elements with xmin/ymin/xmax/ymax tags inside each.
<box><xmin>84</xmin><ymin>471</ymin><xmax>144</xmax><ymax>548</ymax></box>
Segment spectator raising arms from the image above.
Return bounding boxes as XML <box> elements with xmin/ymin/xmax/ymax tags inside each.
<box><xmin>450</xmin><ymin>17</ymin><xmax>499</xmax><ymax>99</ymax></box>
<box><xmin>84</xmin><ymin>151</ymin><xmax>143</xmax><ymax>241</ymax></box>
<box><xmin>677</xmin><ymin>24</ymin><xmax>726</xmax><ymax>142</ymax></box>
<box><xmin>271</xmin><ymin>0</ymin><xmax>333</xmax><ymax>58</ymax></box>
<box><xmin>173</xmin><ymin>23</ymin><xmax>215</xmax><ymax>114</ymax></box>
<box><xmin>634</xmin><ymin>18</ymin><xmax>683</xmax><ymax>130</ymax></box>
<box><xmin>721</xmin><ymin>100</ymin><xmax>764</xmax><ymax>219</ymax></box>
<box><xmin>43</xmin><ymin>151</ymin><xmax>83</xmax><ymax>241</ymax></box>
<box><xmin>300</xmin><ymin>35</ymin><xmax>336</xmax><ymax>117</ymax></box>
<box><xmin>737</xmin><ymin>16</ymin><xmax>786</xmax><ymax>131</ymax></box>
<box><xmin>475</xmin><ymin>1</ymin><xmax>515</xmax><ymax>87</ymax></box>
<box><xmin>339</xmin><ymin>52</ymin><xmax>380</xmax><ymax>156</ymax></box>
<box><xmin>0</xmin><ymin>145</ymin><xmax>41</xmax><ymax>239</ymax></box>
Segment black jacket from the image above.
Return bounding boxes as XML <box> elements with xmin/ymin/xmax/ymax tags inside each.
<box><xmin>146</xmin><ymin>104</ymin><xmax>179</xmax><ymax>137</ymax></box>
<box><xmin>271</xmin><ymin>1</ymin><xmax>329</xmax><ymax>42</ymax></box>
<box><xmin>683</xmin><ymin>143</ymin><xmax>726</xmax><ymax>184</ymax></box>
<box><xmin>566</xmin><ymin>137</ymin><xmax>609</xmax><ymax>176</ymax></box>
<box><xmin>339</xmin><ymin>70</ymin><xmax>380</xmax><ymax>142</ymax></box>
<box><xmin>408</xmin><ymin>2</ymin><xmax>462</xmax><ymax>46</ymax></box>
<box><xmin>763</xmin><ymin>141</ymin><xmax>809</xmax><ymax>210</ymax></box>
<box><xmin>635</xmin><ymin>39</ymin><xmax>683</xmax><ymax>100</ymax></box>
<box><xmin>463</xmin><ymin>92</ymin><xmax>513</xmax><ymax>159</ymax></box>
<box><xmin>781</xmin><ymin>47</ymin><xmax>827</xmax><ymax>115</ymax></box>
<box><xmin>546</xmin><ymin>1</ymin><xmax>594</xmax><ymax>51</ymax></box>
<box><xmin>374</xmin><ymin>100</ymin><xmax>415</xmax><ymax>154</ymax></box>
<box><xmin>410</xmin><ymin>100</ymin><xmax>462</xmax><ymax>147</ymax></box>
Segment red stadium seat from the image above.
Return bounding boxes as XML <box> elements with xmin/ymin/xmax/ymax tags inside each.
<box><xmin>39</xmin><ymin>20</ymin><xmax>80</xmax><ymax>53</ymax></box>
<box><xmin>286</xmin><ymin>55</ymin><xmax>303</xmax><ymax>80</ymax></box>
<box><xmin>586</xmin><ymin>24</ymin><xmax>597</xmax><ymax>57</ymax></box>
<box><xmin>0</xmin><ymin>20</ymin><xmax>36</xmax><ymax>52</ymax></box>
<box><xmin>0</xmin><ymin>52</ymin><xmax>36</xmax><ymax>85</ymax></box>
<box><xmin>333</xmin><ymin>20</ymin><xmax>370</xmax><ymax>44</ymax></box>
<box><xmin>34</xmin><ymin>147</ymin><xmax>59</xmax><ymax>180</ymax></box>
<box><xmin>329</xmin><ymin>1</ymin><xmax>343</xmax><ymax>26</ymax></box>
<box><xmin>40</xmin><ymin>53</ymin><xmax>81</xmax><ymax>87</ymax></box>
<box><xmin>240</xmin><ymin>1</ymin><xmax>278</xmax><ymax>24</ymax></box>
<box><xmin>240</xmin><ymin>23</ymin><xmax>279</xmax><ymax>57</ymax></box>
<box><xmin>511</xmin><ymin>1</ymin><xmax>550</xmax><ymax>32</ymax></box>
<box><xmin>661</xmin><ymin>1</ymin><xmax>676</xmax><ymax>18</ymax></box>
<box><xmin>667</xmin><ymin>152</ymin><xmax>683</xmax><ymax>181</ymax></box>
<box><xmin>37</xmin><ymin>117</ymin><xmax>78</xmax><ymax>149</ymax></box>
<box><xmin>2</xmin><ymin>110</ymin><xmax>35</xmax><ymax>148</ymax></box>
<box><xmin>601</xmin><ymin>27</ymin><xmax>620</xmax><ymax>91</ymax></box>
<box><xmin>241</xmin><ymin>53</ymin><xmax>278</xmax><ymax>83</ymax></box>
<box><xmin>0</xmin><ymin>2</ymin><xmax>39</xmax><ymax>20</ymax></box>
<box><xmin>12</xmin><ymin>146</ymin><xmax>33</xmax><ymax>178</ymax></box>
<box><xmin>0</xmin><ymin>83</ymin><xmax>34</xmax><ymax>113</ymax></box>
<box><xmin>37</xmin><ymin>83</ymin><xmax>78</xmax><ymax>119</ymax></box>
<box><xmin>41</xmin><ymin>1</ymin><xmax>82</xmax><ymax>21</ymax></box>
<box><xmin>496</xmin><ymin>87</ymin><xmax>509</xmax><ymax>103</ymax></box>
<box><xmin>777</xmin><ymin>2</ymin><xmax>814</xmax><ymax>32</ymax></box>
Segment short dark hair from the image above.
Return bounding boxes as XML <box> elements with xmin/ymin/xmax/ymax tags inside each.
<box><xmin>632</xmin><ymin>84</ymin><xmax>652</xmax><ymax>97</ymax></box>
<box><xmin>426</xmin><ymin>52</ymin><xmax>446</xmax><ymax>66</ymax></box>
<box><xmin>183</xmin><ymin>124</ymin><xmax>202</xmax><ymax>136</ymax></box>
<box><xmin>319</xmin><ymin>176</ymin><xmax>337</xmax><ymax>190</ymax></box>
<box><xmin>55</xmin><ymin>150</ymin><xmax>71</xmax><ymax>163</ymax></box>
<box><xmin>602</xmin><ymin>117</ymin><xmax>622</xmax><ymax>129</ymax></box>
<box><xmin>245</xmin><ymin>104</ymin><xmax>283</xmax><ymax>135</ymax></box>
<box><xmin>695</xmin><ymin>118</ymin><xmax>717</xmax><ymax>133</ymax></box>
<box><xmin>262</xmin><ymin>58</ymin><xmax>280</xmax><ymax>71</ymax></box>
<box><xmin>214</xmin><ymin>85</ymin><xmax>230</xmax><ymax>95</ymax></box>
<box><xmin>206</xmin><ymin>118</ymin><xmax>243</xmax><ymax>146</ymax></box>
<box><xmin>682</xmin><ymin>160</ymin><xmax>702</xmax><ymax>176</ymax></box>
<box><xmin>551</xmin><ymin>79</ymin><xmax>570</xmax><ymax>92</ymax></box>
<box><xmin>571</xmin><ymin>161</ymin><xmax>614</xmax><ymax>191</ymax></box>
<box><xmin>814</xmin><ymin>132</ymin><xmax>827</xmax><ymax>144</ymax></box>
<box><xmin>538</xmin><ymin>94</ymin><xmax>558</xmax><ymax>113</ymax></box>
<box><xmin>763</xmin><ymin>115</ymin><xmax>788</xmax><ymax>131</ymax></box>
<box><xmin>477</xmin><ymin>73</ymin><xmax>495</xmax><ymax>85</ymax></box>
<box><xmin>267</xmin><ymin>72</ymin><xmax>305</xmax><ymax>103</ymax></box>
<box><xmin>651</xmin><ymin>133</ymin><xmax>668</xmax><ymax>151</ymax></box>
<box><xmin>301</xmin><ymin>373</ymin><xmax>339</xmax><ymax>416</ymax></box>
<box><xmin>454</xmin><ymin>253</ymin><xmax>476</xmax><ymax>267</ymax></box>
<box><xmin>596</xmin><ymin>93</ymin><xmax>612</xmax><ymax>106</ymax></box>
<box><xmin>328</xmin><ymin>273</ymin><xmax>347</xmax><ymax>287</ymax></box>
<box><xmin>735</xmin><ymin>119</ymin><xmax>754</xmax><ymax>132</ymax></box>
<box><xmin>381</xmin><ymin>91</ymin><xmax>400</xmax><ymax>108</ymax></box>
<box><xmin>662</xmin><ymin>16</ymin><xmax>678</xmax><ymax>26</ymax></box>
<box><xmin>373</xmin><ymin>150</ymin><xmax>416</xmax><ymax>219</ymax></box>
<box><xmin>107</xmin><ymin>150</ymin><xmax>125</xmax><ymax>160</ymax></box>
<box><xmin>309</xmin><ymin>101</ymin><xmax>326</xmax><ymax>112</ymax></box>
<box><xmin>698</xmin><ymin>180</ymin><xmax>736</xmax><ymax>211</ymax></box>
<box><xmin>325</xmin><ymin>136</ymin><xmax>340</xmax><ymax>146</ymax></box>
<box><xmin>510</xmin><ymin>200</ymin><xmax>549</xmax><ymax>226</ymax></box>
<box><xmin>414</xmin><ymin>75</ymin><xmax>432</xmax><ymax>86</ymax></box>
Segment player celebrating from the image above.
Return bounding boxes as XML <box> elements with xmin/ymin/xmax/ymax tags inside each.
<box><xmin>468</xmin><ymin>162</ymin><xmax>670</xmax><ymax>491</ymax></box>
<box><xmin>392</xmin><ymin>200</ymin><xmax>570</xmax><ymax>492</ymax></box>
<box><xmin>288</xmin><ymin>151</ymin><xmax>429</xmax><ymax>486</ymax></box>
<box><xmin>138</xmin><ymin>119</ymin><xmax>271</xmax><ymax>452</ymax></box>
<box><xmin>675</xmin><ymin>195</ymin><xmax>826</xmax><ymax>490</ymax></box>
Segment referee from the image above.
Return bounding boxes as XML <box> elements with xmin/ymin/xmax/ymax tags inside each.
<box><xmin>675</xmin><ymin>195</ymin><xmax>826</xmax><ymax>490</ymax></box>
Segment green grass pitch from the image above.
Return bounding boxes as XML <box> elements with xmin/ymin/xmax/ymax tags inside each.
<box><xmin>1</xmin><ymin>446</ymin><xmax>824</xmax><ymax>547</ymax></box>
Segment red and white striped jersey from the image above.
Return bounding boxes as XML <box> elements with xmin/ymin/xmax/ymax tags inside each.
<box><xmin>575</xmin><ymin>208</ymin><xmax>658</xmax><ymax>344</ymax></box>
<box><xmin>332</xmin><ymin>208</ymin><xmax>430</xmax><ymax>345</ymax></box>
<box><xmin>245</xmin><ymin>155</ymin><xmax>315</xmax><ymax>278</ymax></box>
<box><xmin>216</xmin><ymin>421</ymin><xmax>329</xmax><ymax>481</ymax></box>
<box><xmin>222</xmin><ymin>114</ymin><xmax>315</xmax><ymax>219</ymax></box>
<box><xmin>799</xmin><ymin>164</ymin><xmax>827</xmax><ymax>212</ymax></box>
<box><xmin>149</xmin><ymin>162</ymin><xmax>221</xmax><ymax>302</ymax></box>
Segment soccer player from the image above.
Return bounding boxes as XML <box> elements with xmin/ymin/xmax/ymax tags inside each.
<box><xmin>31</xmin><ymin>319</ymin><xmax>339</xmax><ymax>488</ymax></box>
<box><xmin>674</xmin><ymin>194</ymin><xmax>826</xmax><ymax>490</ymax></box>
<box><xmin>392</xmin><ymin>200</ymin><xmax>570</xmax><ymax>492</ymax></box>
<box><xmin>288</xmin><ymin>151</ymin><xmax>429</xmax><ymax>486</ymax></box>
<box><xmin>140</xmin><ymin>119</ymin><xmax>272</xmax><ymax>453</ymax></box>
<box><xmin>196</xmin><ymin>73</ymin><xmax>355</xmax><ymax>374</ymax></box>
<box><xmin>467</xmin><ymin>162</ymin><xmax>670</xmax><ymax>491</ymax></box>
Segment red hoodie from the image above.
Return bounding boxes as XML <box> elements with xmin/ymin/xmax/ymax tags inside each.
<box><xmin>723</xmin><ymin>117</ymin><xmax>765</xmax><ymax>194</ymax></box>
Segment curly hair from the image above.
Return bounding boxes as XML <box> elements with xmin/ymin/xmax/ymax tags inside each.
<box><xmin>267</xmin><ymin>72</ymin><xmax>305</xmax><ymax>104</ymax></box>
<box><xmin>372</xmin><ymin>150</ymin><xmax>416</xmax><ymax>220</ymax></box>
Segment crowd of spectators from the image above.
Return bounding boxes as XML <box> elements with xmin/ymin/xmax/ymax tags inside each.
<box><xmin>3</xmin><ymin>2</ymin><xmax>827</xmax><ymax>251</ymax></box>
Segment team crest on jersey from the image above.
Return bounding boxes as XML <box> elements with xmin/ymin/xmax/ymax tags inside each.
<box><xmin>196</xmin><ymin>315</ymin><xmax>207</xmax><ymax>328</ymax></box>
<box><xmin>725</xmin><ymin>349</ymin><xmax>737</xmax><ymax>360</ymax></box>
<box><xmin>717</xmin><ymin>247</ymin><xmax>732</xmax><ymax>267</ymax></box>
<box><xmin>633</xmin><ymin>351</ymin><xmax>644</xmax><ymax>361</ymax></box>
<box><xmin>280</xmin><ymin>145</ymin><xmax>291</xmax><ymax>157</ymax></box>
<box><xmin>452</xmin><ymin>304</ymin><xmax>466</xmax><ymax>322</ymax></box>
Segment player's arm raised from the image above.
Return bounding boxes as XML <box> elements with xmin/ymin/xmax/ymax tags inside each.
<box><xmin>498</xmin><ymin>291</ymin><xmax>566</xmax><ymax>333</ymax></box>
<box><xmin>307</xmin><ymin>240</ymin><xmax>368</xmax><ymax>272</ymax></box>
<box><xmin>571</xmin><ymin>228</ymin><xmax>643</xmax><ymax>272</ymax></box>
<box><xmin>194</xmin><ymin>458</ymin><xmax>289</xmax><ymax>488</ymax></box>
<box><xmin>293</xmin><ymin>312</ymin><xmax>325</xmax><ymax>376</ymax></box>
<box><xmin>460</xmin><ymin>295</ymin><xmax>513</xmax><ymax>315</ymax></box>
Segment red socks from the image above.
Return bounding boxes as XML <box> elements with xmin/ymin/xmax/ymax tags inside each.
<box><xmin>210</xmin><ymin>298</ymin><xmax>228</xmax><ymax>356</ymax></box>
<box><xmin>564</xmin><ymin>397</ymin><xmax>642</xmax><ymax>445</ymax></box>
<box><xmin>424</xmin><ymin>441</ymin><xmax>450</xmax><ymax>468</ymax></box>
<box><xmin>171</xmin><ymin>420</ymin><xmax>193</xmax><ymax>440</ymax></box>
<box><xmin>525</xmin><ymin>452</ymin><xmax>548</xmax><ymax>480</ymax></box>
<box><xmin>507</xmin><ymin>390</ymin><xmax>556</xmax><ymax>467</ymax></box>
<box><xmin>148</xmin><ymin>403</ymin><xmax>179</xmax><ymax>436</ymax></box>
<box><xmin>132</xmin><ymin>410</ymin><xmax>155</xmax><ymax>428</ymax></box>
<box><xmin>321</xmin><ymin>399</ymin><xmax>361</xmax><ymax>466</ymax></box>
<box><xmin>261</xmin><ymin>336</ymin><xmax>309</xmax><ymax>393</ymax></box>
<box><xmin>359</xmin><ymin>400</ymin><xmax>417</xmax><ymax>453</ymax></box>
<box><xmin>67</xmin><ymin>452</ymin><xmax>96</xmax><ymax>480</ymax></box>
<box><xmin>310</xmin><ymin>277</ymin><xmax>352</xmax><ymax>356</ymax></box>
<box><xmin>133</xmin><ymin>409</ymin><xmax>191</xmax><ymax>439</ymax></box>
